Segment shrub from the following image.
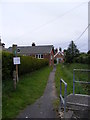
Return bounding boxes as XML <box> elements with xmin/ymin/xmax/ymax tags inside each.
<box><xmin>74</xmin><ymin>53</ymin><xmax>89</xmax><ymax>64</ymax></box>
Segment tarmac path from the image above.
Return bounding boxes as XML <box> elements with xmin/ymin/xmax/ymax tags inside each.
<box><xmin>17</xmin><ymin>66</ymin><xmax>58</xmax><ymax>118</ymax></box>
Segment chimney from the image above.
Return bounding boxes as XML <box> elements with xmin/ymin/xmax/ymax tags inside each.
<box><xmin>32</xmin><ymin>42</ymin><xmax>35</xmax><ymax>46</ymax></box>
<box><xmin>0</xmin><ymin>37</ymin><xmax>1</xmax><ymax>45</ymax></box>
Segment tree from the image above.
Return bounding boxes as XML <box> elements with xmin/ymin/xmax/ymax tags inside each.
<box><xmin>65</xmin><ymin>41</ymin><xmax>79</xmax><ymax>63</ymax></box>
<box><xmin>87</xmin><ymin>50</ymin><xmax>90</xmax><ymax>54</ymax></box>
<box><xmin>64</xmin><ymin>49</ymin><xmax>67</xmax><ymax>53</ymax></box>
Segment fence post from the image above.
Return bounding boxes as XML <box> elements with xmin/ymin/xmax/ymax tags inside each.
<box><xmin>64</xmin><ymin>84</ymin><xmax>67</xmax><ymax>117</ymax></box>
<box><xmin>73</xmin><ymin>70</ymin><xmax>75</xmax><ymax>95</ymax></box>
<box><xmin>13</xmin><ymin>70</ymin><xmax>16</xmax><ymax>90</ymax></box>
<box><xmin>60</xmin><ymin>80</ymin><xmax>62</xmax><ymax>110</ymax></box>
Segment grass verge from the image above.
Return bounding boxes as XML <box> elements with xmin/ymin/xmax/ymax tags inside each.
<box><xmin>55</xmin><ymin>63</ymin><xmax>89</xmax><ymax>97</ymax></box>
<box><xmin>2</xmin><ymin>66</ymin><xmax>52</xmax><ymax>118</ymax></box>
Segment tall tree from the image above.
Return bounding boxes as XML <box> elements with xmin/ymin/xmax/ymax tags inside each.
<box><xmin>65</xmin><ymin>41</ymin><xmax>79</xmax><ymax>63</ymax></box>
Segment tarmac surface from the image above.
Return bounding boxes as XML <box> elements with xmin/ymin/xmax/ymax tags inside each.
<box><xmin>17</xmin><ymin>66</ymin><xmax>58</xmax><ymax>118</ymax></box>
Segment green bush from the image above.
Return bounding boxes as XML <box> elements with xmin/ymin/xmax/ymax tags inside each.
<box><xmin>74</xmin><ymin>53</ymin><xmax>89</xmax><ymax>64</ymax></box>
<box><xmin>2</xmin><ymin>51</ymin><xmax>14</xmax><ymax>80</ymax></box>
<box><xmin>2</xmin><ymin>51</ymin><xmax>49</xmax><ymax>80</ymax></box>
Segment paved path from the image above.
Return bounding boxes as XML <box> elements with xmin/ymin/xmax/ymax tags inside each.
<box><xmin>17</xmin><ymin>66</ymin><xmax>57</xmax><ymax>118</ymax></box>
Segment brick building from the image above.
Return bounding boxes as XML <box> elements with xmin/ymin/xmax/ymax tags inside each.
<box><xmin>8</xmin><ymin>44</ymin><xmax>54</xmax><ymax>66</ymax></box>
<box><xmin>54</xmin><ymin>51</ymin><xmax>64</xmax><ymax>64</ymax></box>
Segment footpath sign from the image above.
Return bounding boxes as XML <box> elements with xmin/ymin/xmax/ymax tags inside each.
<box><xmin>13</xmin><ymin>57</ymin><xmax>20</xmax><ymax>65</ymax></box>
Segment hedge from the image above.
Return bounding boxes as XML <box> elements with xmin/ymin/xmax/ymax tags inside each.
<box><xmin>19</xmin><ymin>56</ymin><xmax>49</xmax><ymax>75</ymax></box>
<box><xmin>2</xmin><ymin>51</ymin><xmax>49</xmax><ymax>80</ymax></box>
<box><xmin>2</xmin><ymin>52</ymin><xmax>14</xmax><ymax>80</ymax></box>
<box><xmin>74</xmin><ymin>54</ymin><xmax>90</xmax><ymax>64</ymax></box>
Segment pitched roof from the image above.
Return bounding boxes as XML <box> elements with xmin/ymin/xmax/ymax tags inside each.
<box><xmin>8</xmin><ymin>45</ymin><xmax>53</xmax><ymax>55</ymax></box>
<box><xmin>54</xmin><ymin>51</ymin><xmax>64</xmax><ymax>58</ymax></box>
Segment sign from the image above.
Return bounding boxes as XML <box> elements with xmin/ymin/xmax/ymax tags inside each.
<box><xmin>13</xmin><ymin>57</ymin><xmax>20</xmax><ymax>65</ymax></box>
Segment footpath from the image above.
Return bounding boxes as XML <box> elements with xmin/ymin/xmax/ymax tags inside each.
<box><xmin>17</xmin><ymin>66</ymin><xmax>58</xmax><ymax>118</ymax></box>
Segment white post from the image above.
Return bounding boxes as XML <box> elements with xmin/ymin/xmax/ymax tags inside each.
<box><xmin>0</xmin><ymin>46</ymin><xmax>2</xmax><ymax>120</ymax></box>
<box><xmin>88</xmin><ymin>2</ymin><xmax>90</xmax><ymax>52</ymax></box>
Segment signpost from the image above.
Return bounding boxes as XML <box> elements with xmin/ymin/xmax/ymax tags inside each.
<box><xmin>13</xmin><ymin>57</ymin><xmax>20</xmax><ymax>82</ymax></box>
<box><xmin>12</xmin><ymin>44</ymin><xmax>20</xmax><ymax>89</ymax></box>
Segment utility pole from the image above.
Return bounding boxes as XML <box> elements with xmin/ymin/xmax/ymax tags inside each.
<box><xmin>88</xmin><ymin>1</ymin><xmax>90</xmax><ymax>52</ymax></box>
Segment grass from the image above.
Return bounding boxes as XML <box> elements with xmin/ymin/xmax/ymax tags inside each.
<box><xmin>55</xmin><ymin>63</ymin><xmax>89</xmax><ymax>97</ymax></box>
<box><xmin>2</xmin><ymin>66</ymin><xmax>52</xmax><ymax>118</ymax></box>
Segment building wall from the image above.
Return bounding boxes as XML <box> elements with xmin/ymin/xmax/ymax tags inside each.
<box><xmin>55</xmin><ymin>53</ymin><xmax>64</xmax><ymax>63</ymax></box>
<box><xmin>49</xmin><ymin>50</ymin><xmax>54</xmax><ymax>66</ymax></box>
<box><xmin>43</xmin><ymin>50</ymin><xmax>54</xmax><ymax>66</ymax></box>
<box><xmin>29</xmin><ymin>51</ymin><xmax>54</xmax><ymax>66</ymax></box>
<box><xmin>43</xmin><ymin>51</ymin><xmax>54</xmax><ymax>66</ymax></box>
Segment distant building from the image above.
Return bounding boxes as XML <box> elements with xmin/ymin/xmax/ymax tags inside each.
<box><xmin>54</xmin><ymin>51</ymin><xmax>64</xmax><ymax>64</ymax></box>
<box><xmin>7</xmin><ymin>44</ymin><xmax>54</xmax><ymax>66</ymax></box>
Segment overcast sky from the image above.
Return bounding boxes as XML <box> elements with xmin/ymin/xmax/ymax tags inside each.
<box><xmin>0</xmin><ymin>0</ymin><xmax>89</xmax><ymax>52</ymax></box>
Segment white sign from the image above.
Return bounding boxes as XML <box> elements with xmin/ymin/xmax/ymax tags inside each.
<box><xmin>13</xmin><ymin>57</ymin><xmax>20</xmax><ymax>65</ymax></box>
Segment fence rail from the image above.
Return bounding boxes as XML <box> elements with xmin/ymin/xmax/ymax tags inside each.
<box><xmin>73</xmin><ymin>69</ymin><xmax>90</xmax><ymax>95</ymax></box>
<box><xmin>60</xmin><ymin>78</ymin><xmax>67</xmax><ymax>117</ymax></box>
<box><xmin>74</xmin><ymin>69</ymin><xmax>90</xmax><ymax>72</ymax></box>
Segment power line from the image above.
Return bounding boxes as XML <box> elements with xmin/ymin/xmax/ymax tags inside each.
<box><xmin>54</xmin><ymin>23</ymin><xmax>89</xmax><ymax>45</ymax></box>
<box><xmin>29</xmin><ymin>2</ymin><xmax>87</xmax><ymax>34</ymax></box>
<box><xmin>55</xmin><ymin>24</ymin><xmax>89</xmax><ymax>49</ymax></box>
<box><xmin>74</xmin><ymin>24</ymin><xmax>90</xmax><ymax>42</ymax></box>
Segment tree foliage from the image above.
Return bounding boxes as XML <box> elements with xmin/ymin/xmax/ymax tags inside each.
<box><xmin>65</xmin><ymin>41</ymin><xmax>79</xmax><ymax>63</ymax></box>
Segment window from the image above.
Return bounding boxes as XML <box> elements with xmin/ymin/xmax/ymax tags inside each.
<box><xmin>35</xmin><ymin>54</ymin><xmax>43</xmax><ymax>59</ymax></box>
<box><xmin>36</xmin><ymin>55</ymin><xmax>38</xmax><ymax>58</ymax></box>
<box><xmin>41</xmin><ymin>54</ymin><xmax>43</xmax><ymax>58</ymax></box>
<box><xmin>17</xmin><ymin>48</ymin><xmax>20</xmax><ymax>53</ymax></box>
<box><xmin>39</xmin><ymin>54</ymin><xmax>41</xmax><ymax>58</ymax></box>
